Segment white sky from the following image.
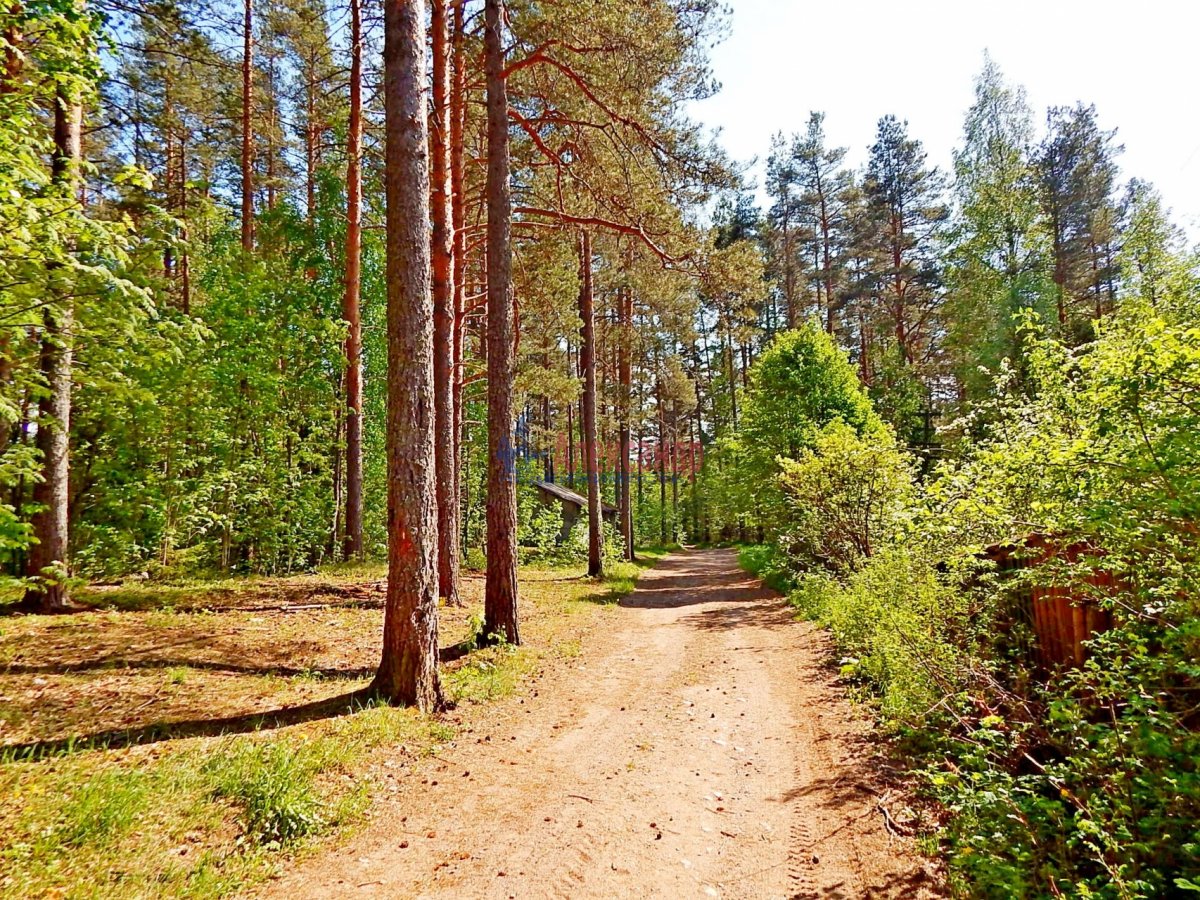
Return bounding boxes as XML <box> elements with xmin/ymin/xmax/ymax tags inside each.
<box><xmin>690</xmin><ymin>0</ymin><xmax>1200</xmax><ymax>237</ymax></box>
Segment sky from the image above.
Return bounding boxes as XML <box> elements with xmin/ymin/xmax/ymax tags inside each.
<box><xmin>689</xmin><ymin>0</ymin><xmax>1200</xmax><ymax>237</ymax></box>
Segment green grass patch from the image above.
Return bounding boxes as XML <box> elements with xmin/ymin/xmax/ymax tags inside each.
<box><xmin>737</xmin><ymin>543</ymin><xmax>794</xmax><ymax>593</ymax></box>
<box><xmin>0</xmin><ymin>703</ymin><xmax>450</xmax><ymax>900</ymax></box>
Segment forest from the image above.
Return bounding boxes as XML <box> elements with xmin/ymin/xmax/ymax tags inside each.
<box><xmin>1</xmin><ymin>0</ymin><xmax>1198</xmax><ymax>897</ymax></box>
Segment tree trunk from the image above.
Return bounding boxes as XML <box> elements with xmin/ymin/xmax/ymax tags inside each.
<box><xmin>342</xmin><ymin>0</ymin><xmax>364</xmax><ymax>560</ymax></box>
<box><xmin>617</xmin><ymin>287</ymin><xmax>633</xmax><ymax>560</ymax></box>
<box><xmin>725</xmin><ymin>327</ymin><xmax>738</xmax><ymax>429</ymax></box>
<box><xmin>2</xmin><ymin>4</ymin><xmax>20</xmax><ymax>93</ymax></box>
<box><xmin>451</xmin><ymin>0</ymin><xmax>468</xmax><ymax>564</ymax></box>
<box><xmin>670</xmin><ymin>405</ymin><xmax>679</xmax><ymax>543</ymax></box>
<box><xmin>482</xmin><ymin>0</ymin><xmax>519</xmax><ymax>644</ymax></box>
<box><xmin>373</xmin><ymin>0</ymin><xmax>441</xmax><ymax>710</ymax></box>
<box><xmin>431</xmin><ymin>0</ymin><xmax>460</xmax><ymax>605</ymax></box>
<box><xmin>689</xmin><ymin>411</ymin><xmax>699</xmax><ymax>541</ymax></box>
<box><xmin>179</xmin><ymin>141</ymin><xmax>191</xmax><ymax>313</ymax></box>
<box><xmin>566</xmin><ymin>340</ymin><xmax>576</xmax><ymax>490</ymax></box>
<box><xmin>657</xmin><ymin>368</ymin><xmax>667</xmax><ymax>545</ymax></box>
<box><xmin>25</xmin><ymin>90</ymin><xmax>81</xmax><ymax>613</ymax></box>
<box><xmin>240</xmin><ymin>0</ymin><xmax>254</xmax><ymax>252</ymax></box>
<box><xmin>579</xmin><ymin>231</ymin><xmax>602</xmax><ymax>578</ymax></box>
<box><xmin>450</xmin><ymin>0</ymin><xmax>467</xmax><ymax>562</ymax></box>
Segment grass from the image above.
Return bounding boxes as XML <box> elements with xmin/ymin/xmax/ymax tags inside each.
<box><xmin>0</xmin><ymin>548</ymin><xmax>667</xmax><ymax>899</ymax></box>
<box><xmin>736</xmin><ymin>543</ymin><xmax>795</xmax><ymax>594</ymax></box>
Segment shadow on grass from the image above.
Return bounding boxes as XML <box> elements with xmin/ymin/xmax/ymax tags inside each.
<box><xmin>573</xmin><ymin>553</ymin><xmax>669</xmax><ymax>606</ymax></box>
<box><xmin>1</xmin><ymin>689</ymin><xmax>379</xmax><ymax>761</ymax></box>
<box><xmin>2</xmin><ymin>641</ymin><xmax>489</xmax><ymax>761</ymax></box>
<box><xmin>3</xmin><ymin>658</ymin><xmax>376</xmax><ymax>679</ymax></box>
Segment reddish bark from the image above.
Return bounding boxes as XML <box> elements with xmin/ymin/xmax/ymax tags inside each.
<box><xmin>482</xmin><ymin>0</ymin><xmax>520</xmax><ymax>645</ymax></box>
<box><xmin>617</xmin><ymin>286</ymin><xmax>633</xmax><ymax>560</ymax></box>
<box><xmin>2</xmin><ymin>4</ymin><xmax>20</xmax><ymax>93</ymax></box>
<box><xmin>431</xmin><ymin>0</ymin><xmax>460</xmax><ymax>605</ymax></box>
<box><xmin>578</xmin><ymin>231</ymin><xmax>602</xmax><ymax>577</ymax></box>
<box><xmin>449</xmin><ymin>0</ymin><xmax>467</xmax><ymax>559</ymax></box>
<box><xmin>240</xmin><ymin>0</ymin><xmax>254</xmax><ymax>252</ymax></box>
<box><xmin>373</xmin><ymin>0</ymin><xmax>441</xmax><ymax>709</ymax></box>
<box><xmin>342</xmin><ymin>0</ymin><xmax>364</xmax><ymax>560</ymax></box>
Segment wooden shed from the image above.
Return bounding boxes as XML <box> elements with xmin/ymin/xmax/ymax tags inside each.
<box><xmin>983</xmin><ymin>534</ymin><xmax>1116</xmax><ymax>669</ymax></box>
<box><xmin>532</xmin><ymin>480</ymin><xmax>617</xmax><ymax>542</ymax></box>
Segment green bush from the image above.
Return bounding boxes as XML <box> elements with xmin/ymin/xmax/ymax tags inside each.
<box><xmin>790</xmin><ymin>551</ymin><xmax>971</xmax><ymax>722</ymax></box>
<box><xmin>737</xmin><ymin>241</ymin><xmax>1200</xmax><ymax>896</ymax></box>
<box><xmin>737</xmin><ymin>543</ymin><xmax>793</xmax><ymax>593</ymax></box>
<box><xmin>777</xmin><ymin>421</ymin><xmax>914</xmax><ymax>574</ymax></box>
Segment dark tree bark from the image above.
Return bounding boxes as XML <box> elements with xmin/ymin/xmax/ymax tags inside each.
<box><xmin>579</xmin><ymin>231</ymin><xmax>602</xmax><ymax>577</ymax></box>
<box><xmin>724</xmin><ymin>326</ymin><xmax>738</xmax><ymax>429</ymax></box>
<box><xmin>342</xmin><ymin>0</ymin><xmax>364</xmax><ymax>560</ymax></box>
<box><xmin>373</xmin><ymin>0</ymin><xmax>441</xmax><ymax>709</ymax></box>
<box><xmin>566</xmin><ymin>340</ymin><xmax>575</xmax><ymax>490</ymax></box>
<box><xmin>240</xmin><ymin>0</ymin><xmax>254</xmax><ymax>252</ymax></box>
<box><xmin>617</xmin><ymin>286</ymin><xmax>633</xmax><ymax>560</ymax></box>
<box><xmin>450</xmin><ymin>0</ymin><xmax>467</xmax><ymax>559</ymax></box>
<box><xmin>670</xmin><ymin>400</ymin><xmax>679</xmax><ymax>543</ymax></box>
<box><xmin>656</xmin><ymin>363</ymin><xmax>667</xmax><ymax>545</ymax></box>
<box><xmin>482</xmin><ymin>0</ymin><xmax>519</xmax><ymax>644</ymax></box>
<box><xmin>431</xmin><ymin>0</ymin><xmax>460</xmax><ymax>605</ymax></box>
<box><xmin>25</xmin><ymin>91</ymin><xmax>81</xmax><ymax>613</ymax></box>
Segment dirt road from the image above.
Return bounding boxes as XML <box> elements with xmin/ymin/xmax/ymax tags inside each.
<box><xmin>264</xmin><ymin>549</ymin><xmax>939</xmax><ymax>899</ymax></box>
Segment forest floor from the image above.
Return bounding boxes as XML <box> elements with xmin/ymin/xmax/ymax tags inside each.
<box><xmin>0</xmin><ymin>554</ymin><xmax>662</xmax><ymax>898</ymax></box>
<box><xmin>259</xmin><ymin>548</ymin><xmax>943</xmax><ymax>899</ymax></box>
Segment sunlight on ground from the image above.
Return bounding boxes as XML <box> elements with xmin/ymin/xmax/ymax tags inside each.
<box><xmin>0</xmin><ymin>550</ymin><xmax>668</xmax><ymax>899</ymax></box>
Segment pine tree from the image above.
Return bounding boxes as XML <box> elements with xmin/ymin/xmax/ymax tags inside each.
<box><xmin>373</xmin><ymin>0</ymin><xmax>441</xmax><ymax>709</ymax></box>
<box><xmin>861</xmin><ymin>115</ymin><xmax>948</xmax><ymax>369</ymax></box>
<box><xmin>1036</xmin><ymin>103</ymin><xmax>1122</xmax><ymax>336</ymax></box>
<box><xmin>483</xmin><ymin>0</ymin><xmax>520</xmax><ymax>645</ymax></box>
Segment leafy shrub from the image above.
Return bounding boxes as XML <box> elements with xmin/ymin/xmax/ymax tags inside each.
<box><xmin>741</xmin><ymin>244</ymin><xmax>1200</xmax><ymax>896</ymax></box>
<box><xmin>777</xmin><ymin>421</ymin><xmax>914</xmax><ymax>574</ymax></box>
<box><xmin>790</xmin><ymin>550</ymin><xmax>971</xmax><ymax>721</ymax></box>
<box><xmin>737</xmin><ymin>543</ymin><xmax>793</xmax><ymax>593</ymax></box>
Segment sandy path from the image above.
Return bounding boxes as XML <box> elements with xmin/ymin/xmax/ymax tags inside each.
<box><xmin>263</xmin><ymin>549</ymin><xmax>939</xmax><ymax>899</ymax></box>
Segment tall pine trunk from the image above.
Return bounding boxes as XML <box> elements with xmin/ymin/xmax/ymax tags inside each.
<box><xmin>482</xmin><ymin>0</ymin><xmax>519</xmax><ymax>644</ymax></box>
<box><xmin>449</xmin><ymin>0</ymin><xmax>467</xmax><ymax>561</ymax></box>
<box><xmin>373</xmin><ymin>0</ymin><xmax>441</xmax><ymax>709</ymax></box>
<box><xmin>240</xmin><ymin>0</ymin><xmax>254</xmax><ymax>252</ymax></box>
<box><xmin>656</xmin><ymin>365</ymin><xmax>667</xmax><ymax>545</ymax></box>
<box><xmin>431</xmin><ymin>0</ymin><xmax>460</xmax><ymax>605</ymax></box>
<box><xmin>579</xmin><ymin>231</ymin><xmax>602</xmax><ymax>577</ymax></box>
<box><xmin>25</xmin><ymin>89</ymin><xmax>81</xmax><ymax>612</ymax></box>
<box><xmin>342</xmin><ymin>0</ymin><xmax>364</xmax><ymax>560</ymax></box>
<box><xmin>617</xmin><ymin>287</ymin><xmax>633</xmax><ymax>560</ymax></box>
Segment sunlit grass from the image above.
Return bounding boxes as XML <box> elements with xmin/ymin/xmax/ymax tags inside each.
<box><xmin>0</xmin><ymin>548</ymin><xmax>667</xmax><ymax>899</ymax></box>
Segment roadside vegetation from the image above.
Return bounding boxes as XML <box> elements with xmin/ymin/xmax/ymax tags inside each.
<box><xmin>733</xmin><ymin>265</ymin><xmax>1200</xmax><ymax>896</ymax></box>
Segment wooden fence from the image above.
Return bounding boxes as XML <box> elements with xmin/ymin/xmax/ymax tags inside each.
<box><xmin>984</xmin><ymin>534</ymin><xmax>1115</xmax><ymax>669</ymax></box>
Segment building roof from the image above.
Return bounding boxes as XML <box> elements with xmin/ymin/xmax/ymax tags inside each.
<box><xmin>533</xmin><ymin>480</ymin><xmax>617</xmax><ymax>516</ymax></box>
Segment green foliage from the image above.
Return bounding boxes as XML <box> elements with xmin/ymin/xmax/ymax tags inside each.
<box><xmin>777</xmin><ymin>421</ymin><xmax>914</xmax><ymax>573</ymax></box>
<box><xmin>517</xmin><ymin>481</ymin><xmax>572</xmax><ymax>564</ymax></box>
<box><xmin>56</xmin><ymin>769</ymin><xmax>149</xmax><ymax>849</ymax></box>
<box><xmin>790</xmin><ymin>552</ymin><xmax>972</xmax><ymax>721</ymax></box>
<box><xmin>758</xmin><ymin>232</ymin><xmax>1200</xmax><ymax>896</ymax></box>
<box><xmin>204</xmin><ymin>739</ymin><xmax>343</xmax><ymax>847</ymax></box>
<box><xmin>742</xmin><ymin>323</ymin><xmax>880</xmax><ymax>459</ymax></box>
<box><xmin>736</xmin><ymin>543</ymin><xmax>792</xmax><ymax>593</ymax></box>
<box><xmin>707</xmin><ymin>323</ymin><xmax>881</xmax><ymax>539</ymax></box>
